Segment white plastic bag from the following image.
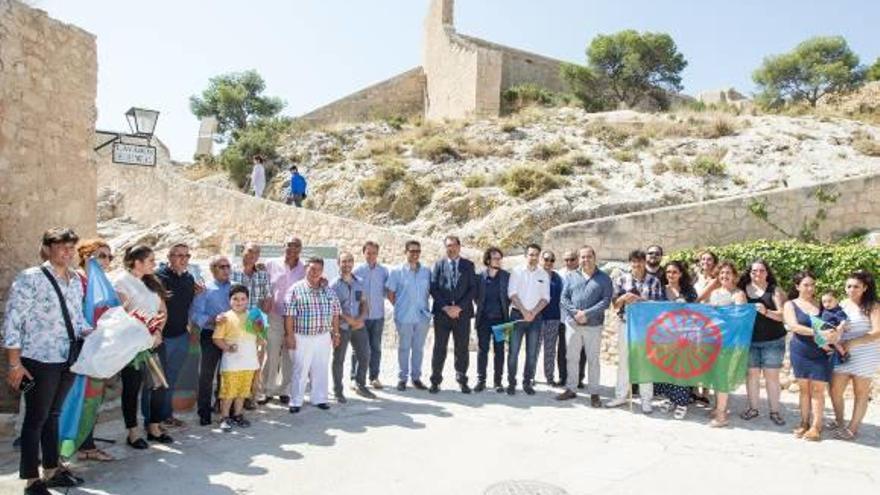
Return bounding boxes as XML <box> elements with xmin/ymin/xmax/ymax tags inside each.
<box><xmin>71</xmin><ymin>306</ymin><xmax>154</xmax><ymax>378</ymax></box>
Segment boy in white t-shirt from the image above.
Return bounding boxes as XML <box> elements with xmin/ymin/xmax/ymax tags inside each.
<box><xmin>213</xmin><ymin>285</ymin><xmax>264</xmax><ymax>431</ymax></box>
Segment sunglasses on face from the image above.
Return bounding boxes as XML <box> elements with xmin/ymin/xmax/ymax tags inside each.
<box><xmin>543</xmin><ymin>258</ymin><xmax>555</xmax><ymax>263</ymax></box>
<box><xmin>95</xmin><ymin>253</ymin><xmax>113</xmax><ymax>261</ymax></box>
<box><xmin>564</xmin><ymin>258</ymin><xmax>576</xmax><ymax>262</ymax></box>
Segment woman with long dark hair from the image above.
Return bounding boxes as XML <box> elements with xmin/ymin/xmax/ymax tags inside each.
<box><xmin>828</xmin><ymin>270</ymin><xmax>880</xmax><ymax>441</ymax></box>
<box><xmin>655</xmin><ymin>260</ymin><xmax>698</xmax><ymax>420</ymax></box>
<box><xmin>112</xmin><ymin>244</ymin><xmax>172</xmax><ymax>449</ymax></box>
<box><xmin>737</xmin><ymin>259</ymin><xmax>787</xmax><ymax>426</ymax></box>
<box><xmin>783</xmin><ymin>270</ymin><xmax>840</xmax><ymax>441</ymax></box>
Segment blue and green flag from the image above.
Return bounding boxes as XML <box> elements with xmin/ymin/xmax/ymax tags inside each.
<box><xmin>626</xmin><ymin>303</ymin><xmax>756</xmax><ymax>392</ymax></box>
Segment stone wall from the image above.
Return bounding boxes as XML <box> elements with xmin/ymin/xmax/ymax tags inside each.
<box><xmin>299</xmin><ymin>67</ymin><xmax>426</xmax><ymax>127</ymax></box>
<box><xmin>96</xmin><ymin>155</ymin><xmax>463</xmax><ymax>265</ymax></box>
<box><xmin>0</xmin><ymin>0</ymin><xmax>98</xmax><ymax>415</ymax></box>
<box><xmin>462</xmin><ymin>35</ymin><xmax>567</xmax><ymax>94</ymax></box>
<box><xmin>544</xmin><ymin>172</ymin><xmax>880</xmax><ymax>260</ymax></box>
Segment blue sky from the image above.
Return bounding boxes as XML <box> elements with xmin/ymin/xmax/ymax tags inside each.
<box><xmin>38</xmin><ymin>0</ymin><xmax>879</xmax><ymax>161</ymax></box>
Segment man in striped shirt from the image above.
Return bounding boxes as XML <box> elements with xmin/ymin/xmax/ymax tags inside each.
<box><xmin>284</xmin><ymin>257</ymin><xmax>341</xmax><ymax>413</ymax></box>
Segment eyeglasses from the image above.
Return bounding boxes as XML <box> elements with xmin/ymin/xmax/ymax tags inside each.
<box><xmin>407</xmin><ymin>249</ymin><xmax>421</xmax><ymax>254</ymax></box>
<box><xmin>564</xmin><ymin>258</ymin><xmax>576</xmax><ymax>262</ymax></box>
<box><xmin>543</xmin><ymin>258</ymin><xmax>555</xmax><ymax>263</ymax></box>
<box><xmin>215</xmin><ymin>264</ymin><xmax>231</xmax><ymax>269</ymax></box>
<box><xmin>95</xmin><ymin>253</ymin><xmax>114</xmax><ymax>261</ymax></box>
<box><xmin>490</xmin><ymin>256</ymin><xmax>502</xmax><ymax>261</ymax></box>
<box><xmin>170</xmin><ymin>253</ymin><xmax>191</xmax><ymax>259</ymax></box>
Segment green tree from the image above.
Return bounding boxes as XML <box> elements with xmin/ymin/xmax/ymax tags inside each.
<box><xmin>753</xmin><ymin>36</ymin><xmax>862</xmax><ymax>108</ymax></box>
<box><xmin>190</xmin><ymin>70</ymin><xmax>285</xmax><ymax>141</ymax></box>
<box><xmin>867</xmin><ymin>57</ymin><xmax>880</xmax><ymax>82</ymax></box>
<box><xmin>583</xmin><ymin>30</ymin><xmax>687</xmax><ymax>109</ymax></box>
<box><xmin>219</xmin><ymin>117</ymin><xmax>291</xmax><ymax>187</ymax></box>
<box><xmin>560</xmin><ymin>63</ymin><xmax>612</xmax><ymax>111</ymax></box>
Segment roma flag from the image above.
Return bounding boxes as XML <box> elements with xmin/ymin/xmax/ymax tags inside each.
<box><xmin>626</xmin><ymin>303</ymin><xmax>756</xmax><ymax>392</ymax></box>
<box><xmin>59</xmin><ymin>258</ymin><xmax>120</xmax><ymax>458</ymax></box>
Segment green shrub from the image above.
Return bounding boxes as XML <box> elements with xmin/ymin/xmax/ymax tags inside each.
<box><xmin>610</xmin><ymin>149</ymin><xmax>637</xmax><ymax>162</ymax></box>
<box><xmin>528</xmin><ymin>140</ymin><xmax>568</xmax><ymax>161</ymax></box>
<box><xmin>218</xmin><ymin>117</ymin><xmax>289</xmax><ymax>187</ymax></box>
<box><xmin>669</xmin><ymin>239</ymin><xmax>880</xmax><ymax>295</ymax></box>
<box><xmin>502</xmin><ymin>83</ymin><xmax>561</xmax><ymax>113</ymax></box>
<box><xmin>463</xmin><ymin>173</ymin><xmax>487</xmax><ymax>188</ymax></box>
<box><xmin>389</xmin><ymin>177</ymin><xmax>432</xmax><ymax>222</ymax></box>
<box><xmin>691</xmin><ymin>154</ymin><xmax>727</xmax><ymax>176</ymax></box>
<box><xmin>569</xmin><ymin>153</ymin><xmax>593</xmax><ymax>167</ymax></box>
<box><xmin>631</xmin><ymin>135</ymin><xmax>651</xmax><ymax>149</ymax></box>
<box><xmin>666</xmin><ymin>157</ymin><xmax>689</xmax><ymax>173</ymax></box>
<box><xmin>359</xmin><ymin>159</ymin><xmax>407</xmax><ymax>197</ymax></box>
<box><xmin>384</xmin><ymin>115</ymin><xmax>407</xmax><ymax>130</ymax></box>
<box><xmin>413</xmin><ymin>136</ymin><xmax>460</xmax><ymax>163</ymax></box>
<box><xmin>701</xmin><ymin>117</ymin><xmax>737</xmax><ymax>138</ymax></box>
<box><xmin>546</xmin><ymin>158</ymin><xmax>574</xmax><ymax>176</ymax></box>
<box><xmin>500</xmin><ymin>164</ymin><xmax>567</xmax><ymax>200</ymax></box>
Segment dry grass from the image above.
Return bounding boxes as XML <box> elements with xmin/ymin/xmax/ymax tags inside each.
<box><xmin>852</xmin><ymin>131</ymin><xmax>880</xmax><ymax>157</ymax></box>
<box><xmin>527</xmin><ymin>140</ymin><xmax>569</xmax><ymax>161</ymax></box>
<box><xmin>500</xmin><ymin>164</ymin><xmax>567</xmax><ymax>200</ymax></box>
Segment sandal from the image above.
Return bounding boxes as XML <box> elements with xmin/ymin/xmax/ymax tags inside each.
<box><xmin>825</xmin><ymin>419</ymin><xmax>841</xmax><ymax>430</ymax></box>
<box><xmin>768</xmin><ymin>412</ymin><xmax>786</xmax><ymax>426</ymax></box>
<box><xmin>708</xmin><ymin>417</ymin><xmax>730</xmax><ymax>428</ymax></box>
<box><xmin>77</xmin><ymin>448</ymin><xmax>115</xmax><ymax>462</ymax></box>
<box><xmin>803</xmin><ymin>428</ymin><xmax>822</xmax><ymax>442</ymax></box>
<box><xmin>834</xmin><ymin>427</ymin><xmax>856</xmax><ymax>441</ymax></box>
<box><xmin>793</xmin><ymin>422</ymin><xmax>810</xmax><ymax>438</ymax></box>
<box><xmin>739</xmin><ymin>408</ymin><xmax>759</xmax><ymax>421</ymax></box>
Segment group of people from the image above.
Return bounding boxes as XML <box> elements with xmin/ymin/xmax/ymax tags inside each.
<box><xmin>3</xmin><ymin>228</ymin><xmax>879</xmax><ymax>495</ymax></box>
<box><xmin>249</xmin><ymin>155</ymin><xmax>308</xmax><ymax>207</ymax></box>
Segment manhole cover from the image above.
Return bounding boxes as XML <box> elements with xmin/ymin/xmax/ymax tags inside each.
<box><xmin>484</xmin><ymin>480</ymin><xmax>569</xmax><ymax>495</ymax></box>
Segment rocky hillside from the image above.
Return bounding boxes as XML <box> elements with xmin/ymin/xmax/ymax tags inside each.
<box><xmin>181</xmin><ymin>105</ymin><xmax>880</xmax><ymax>250</ymax></box>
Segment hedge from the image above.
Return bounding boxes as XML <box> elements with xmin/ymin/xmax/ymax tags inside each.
<box><xmin>668</xmin><ymin>239</ymin><xmax>880</xmax><ymax>296</ymax></box>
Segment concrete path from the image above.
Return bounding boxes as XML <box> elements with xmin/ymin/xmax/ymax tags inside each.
<box><xmin>1</xmin><ymin>351</ymin><xmax>878</xmax><ymax>495</ymax></box>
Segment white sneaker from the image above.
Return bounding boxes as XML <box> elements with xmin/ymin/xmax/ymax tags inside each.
<box><xmin>673</xmin><ymin>405</ymin><xmax>688</xmax><ymax>420</ymax></box>
<box><xmin>641</xmin><ymin>398</ymin><xmax>653</xmax><ymax>414</ymax></box>
<box><xmin>658</xmin><ymin>399</ymin><xmax>673</xmax><ymax>414</ymax></box>
<box><xmin>605</xmin><ymin>397</ymin><xmax>628</xmax><ymax>408</ymax></box>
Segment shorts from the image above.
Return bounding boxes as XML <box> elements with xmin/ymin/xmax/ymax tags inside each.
<box><xmin>748</xmin><ymin>337</ymin><xmax>786</xmax><ymax>369</ymax></box>
<box><xmin>219</xmin><ymin>370</ymin><xmax>256</xmax><ymax>399</ymax></box>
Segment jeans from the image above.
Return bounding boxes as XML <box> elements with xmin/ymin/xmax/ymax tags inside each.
<box><xmin>537</xmin><ymin>319</ymin><xmax>561</xmax><ymax>383</ymax></box>
<box><xmin>430</xmin><ymin>313</ymin><xmax>471</xmax><ymax>386</ymax></box>
<box><xmin>507</xmin><ymin>313</ymin><xmax>541</xmax><ymax>387</ymax></box>
<box><xmin>476</xmin><ymin>317</ymin><xmax>506</xmax><ymax>385</ymax></box>
<box><xmin>18</xmin><ymin>358</ymin><xmax>74</xmax><ymax>480</ymax></box>
<box><xmin>197</xmin><ymin>330</ymin><xmax>223</xmax><ymax>421</ymax></box>
<box><xmin>396</xmin><ymin>320</ymin><xmax>429</xmax><ymax>382</ymax></box>
<box><xmin>352</xmin><ymin>318</ymin><xmax>384</xmax><ymax>382</ymax></box>
<box><xmin>141</xmin><ymin>333</ymin><xmax>189</xmax><ymax>423</ymax></box>
<box><xmin>333</xmin><ymin>329</ymin><xmax>371</xmax><ymax>392</ymax></box>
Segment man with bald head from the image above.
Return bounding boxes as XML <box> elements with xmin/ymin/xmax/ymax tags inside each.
<box><xmin>191</xmin><ymin>255</ymin><xmax>233</xmax><ymax>425</ymax></box>
<box><xmin>262</xmin><ymin>236</ymin><xmax>305</xmax><ymax>405</ymax></box>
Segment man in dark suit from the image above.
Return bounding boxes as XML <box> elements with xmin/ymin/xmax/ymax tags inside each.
<box><xmin>474</xmin><ymin>247</ymin><xmax>510</xmax><ymax>393</ymax></box>
<box><xmin>429</xmin><ymin>235</ymin><xmax>477</xmax><ymax>393</ymax></box>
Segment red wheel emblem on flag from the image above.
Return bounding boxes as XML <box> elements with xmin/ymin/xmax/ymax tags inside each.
<box><xmin>645</xmin><ymin>309</ymin><xmax>722</xmax><ymax>379</ymax></box>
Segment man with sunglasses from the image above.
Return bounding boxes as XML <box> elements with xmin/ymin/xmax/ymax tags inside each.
<box><xmin>556</xmin><ymin>251</ymin><xmax>587</xmax><ymax>389</ymax></box>
<box><xmin>152</xmin><ymin>243</ymin><xmax>197</xmax><ymax>428</ymax></box>
<box><xmin>262</xmin><ymin>237</ymin><xmax>306</xmax><ymax>405</ymax></box>
<box><xmin>191</xmin><ymin>256</ymin><xmax>233</xmax><ymax>425</ymax></box>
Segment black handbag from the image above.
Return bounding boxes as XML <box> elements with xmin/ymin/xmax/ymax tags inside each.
<box><xmin>41</xmin><ymin>267</ymin><xmax>84</xmax><ymax>368</ymax></box>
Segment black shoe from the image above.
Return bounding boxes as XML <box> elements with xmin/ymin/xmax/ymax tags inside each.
<box><xmin>289</xmin><ymin>406</ymin><xmax>301</xmax><ymax>414</ymax></box>
<box><xmin>316</xmin><ymin>403</ymin><xmax>330</xmax><ymax>410</ymax></box>
<box><xmin>147</xmin><ymin>432</ymin><xmax>174</xmax><ymax>444</ymax></box>
<box><xmin>44</xmin><ymin>468</ymin><xmax>84</xmax><ymax>488</ymax></box>
<box><xmin>577</xmin><ymin>382</ymin><xmax>585</xmax><ymax>390</ymax></box>
<box><xmin>24</xmin><ymin>480</ymin><xmax>52</xmax><ymax>495</ymax></box>
<box><xmin>429</xmin><ymin>384</ymin><xmax>440</xmax><ymax>394</ymax></box>
<box><xmin>279</xmin><ymin>395</ymin><xmax>291</xmax><ymax>404</ymax></box>
<box><xmin>233</xmin><ymin>415</ymin><xmax>251</xmax><ymax>428</ymax></box>
<box><xmin>474</xmin><ymin>381</ymin><xmax>486</xmax><ymax>393</ymax></box>
<box><xmin>335</xmin><ymin>392</ymin><xmax>347</xmax><ymax>404</ymax></box>
<box><xmin>523</xmin><ymin>384</ymin><xmax>536</xmax><ymax>395</ymax></box>
<box><xmin>127</xmin><ymin>436</ymin><xmax>149</xmax><ymax>450</ymax></box>
<box><xmin>356</xmin><ymin>386</ymin><xmax>377</xmax><ymax>399</ymax></box>
<box><xmin>243</xmin><ymin>399</ymin><xmax>256</xmax><ymax>410</ymax></box>
<box><xmin>459</xmin><ymin>382</ymin><xmax>472</xmax><ymax>394</ymax></box>
<box><xmin>396</xmin><ymin>381</ymin><xmax>407</xmax><ymax>391</ymax></box>
<box><xmin>412</xmin><ymin>380</ymin><xmax>428</xmax><ymax>390</ymax></box>
<box><xmin>199</xmin><ymin>416</ymin><xmax>212</xmax><ymax>426</ymax></box>
<box><xmin>256</xmin><ymin>396</ymin><xmax>271</xmax><ymax>405</ymax></box>
<box><xmin>506</xmin><ymin>385</ymin><xmax>515</xmax><ymax>395</ymax></box>
<box><xmin>495</xmin><ymin>384</ymin><xmax>505</xmax><ymax>393</ymax></box>
<box><xmin>12</xmin><ymin>436</ymin><xmax>20</xmax><ymax>449</ymax></box>
<box><xmin>590</xmin><ymin>394</ymin><xmax>602</xmax><ymax>408</ymax></box>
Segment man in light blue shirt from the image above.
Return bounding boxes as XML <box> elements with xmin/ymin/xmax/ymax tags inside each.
<box><xmin>190</xmin><ymin>256</ymin><xmax>232</xmax><ymax>426</ymax></box>
<box><xmin>352</xmin><ymin>241</ymin><xmax>389</xmax><ymax>389</ymax></box>
<box><xmin>385</xmin><ymin>240</ymin><xmax>432</xmax><ymax>392</ymax></box>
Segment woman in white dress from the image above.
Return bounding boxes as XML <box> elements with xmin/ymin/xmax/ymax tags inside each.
<box><xmin>829</xmin><ymin>270</ymin><xmax>880</xmax><ymax>441</ymax></box>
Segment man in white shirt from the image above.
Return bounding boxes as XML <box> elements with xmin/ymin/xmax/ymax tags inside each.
<box><xmin>506</xmin><ymin>243</ymin><xmax>550</xmax><ymax>395</ymax></box>
<box><xmin>251</xmin><ymin>155</ymin><xmax>266</xmax><ymax>198</ymax></box>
